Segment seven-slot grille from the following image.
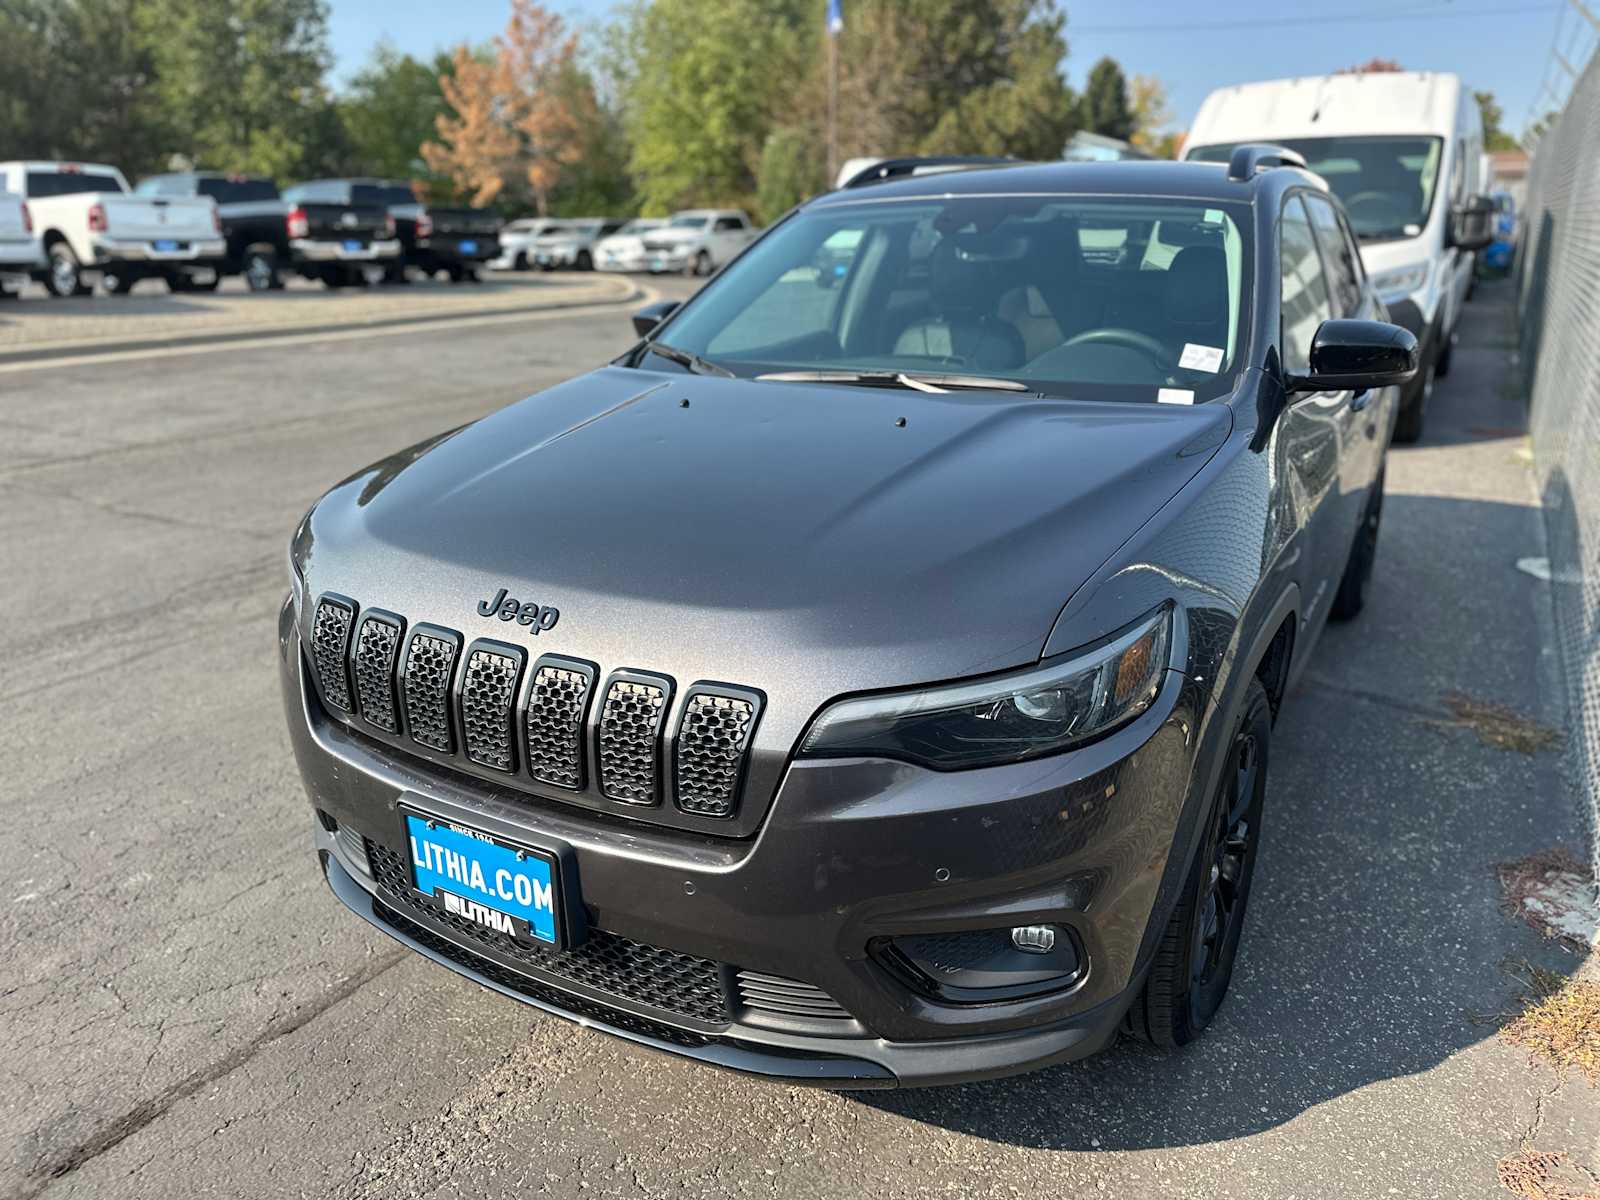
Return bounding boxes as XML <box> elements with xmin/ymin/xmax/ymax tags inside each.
<box><xmin>735</xmin><ymin>971</ymin><xmax>853</xmax><ymax>1022</ymax></box>
<box><xmin>310</xmin><ymin>596</ymin><xmax>355</xmax><ymax>712</ymax></box>
<box><xmin>460</xmin><ymin>641</ymin><xmax>524</xmax><ymax>771</ymax></box>
<box><xmin>597</xmin><ymin>674</ymin><xmax>671</xmax><ymax>805</ymax></box>
<box><xmin>675</xmin><ymin>689</ymin><xmax>761</xmax><ymax>817</ymax></box>
<box><xmin>308</xmin><ymin>595</ymin><xmax>760</xmax><ymax>821</ymax></box>
<box><xmin>352</xmin><ymin>612</ymin><xmax>404</xmax><ymax>732</ymax></box>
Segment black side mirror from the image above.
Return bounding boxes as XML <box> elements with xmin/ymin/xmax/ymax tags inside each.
<box><xmin>631</xmin><ymin>300</ymin><xmax>680</xmax><ymax>338</ymax></box>
<box><xmin>1448</xmin><ymin>194</ymin><xmax>1496</xmax><ymax>252</ymax></box>
<box><xmin>1288</xmin><ymin>319</ymin><xmax>1418</xmax><ymax>392</ymax></box>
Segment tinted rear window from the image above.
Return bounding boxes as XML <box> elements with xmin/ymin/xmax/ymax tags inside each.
<box><xmin>198</xmin><ymin>178</ymin><xmax>279</xmax><ymax>203</ymax></box>
<box><xmin>353</xmin><ymin>184</ymin><xmax>416</xmax><ymax>207</ymax></box>
<box><xmin>28</xmin><ymin>172</ymin><xmax>124</xmax><ymax>197</ymax></box>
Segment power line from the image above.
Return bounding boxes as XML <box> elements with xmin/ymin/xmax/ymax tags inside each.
<box><xmin>1075</xmin><ymin>3</ymin><xmax>1560</xmax><ymax>36</ymax></box>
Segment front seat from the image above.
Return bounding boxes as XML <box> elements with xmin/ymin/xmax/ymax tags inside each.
<box><xmin>1163</xmin><ymin>245</ymin><xmax>1229</xmax><ymax>358</ymax></box>
<box><xmin>893</xmin><ymin>239</ymin><xmax>1027</xmax><ymax>370</ymax></box>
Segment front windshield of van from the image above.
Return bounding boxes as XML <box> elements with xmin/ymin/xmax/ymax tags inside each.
<box><xmin>1188</xmin><ymin>137</ymin><xmax>1443</xmax><ymax>242</ymax></box>
<box><xmin>640</xmin><ymin>194</ymin><xmax>1252</xmax><ymax>403</ymax></box>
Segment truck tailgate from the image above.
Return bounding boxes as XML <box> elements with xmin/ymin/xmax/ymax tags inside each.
<box><xmin>102</xmin><ymin>195</ymin><xmax>216</xmax><ymax>241</ymax></box>
<box><xmin>300</xmin><ymin>203</ymin><xmax>390</xmax><ymax>240</ymax></box>
<box><xmin>0</xmin><ymin>195</ymin><xmax>28</xmax><ymax>242</ymax></box>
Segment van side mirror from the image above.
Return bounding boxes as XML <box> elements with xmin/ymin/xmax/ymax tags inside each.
<box><xmin>1288</xmin><ymin>319</ymin><xmax>1418</xmax><ymax>392</ymax></box>
<box><xmin>631</xmin><ymin>300</ymin><xmax>680</xmax><ymax>338</ymax></box>
<box><xmin>1448</xmin><ymin>194</ymin><xmax>1496</xmax><ymax>252</ymax></box>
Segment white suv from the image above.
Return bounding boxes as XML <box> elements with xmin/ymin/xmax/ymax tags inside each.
<box><xmin>640</xmin><ymin>209</ymin><xmax>758</xmax><ymax>276</ymax></box>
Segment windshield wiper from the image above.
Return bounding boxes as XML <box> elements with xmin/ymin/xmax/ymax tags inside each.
<box><xmin>755</xmin><ymin>369</ymin><xmax>1030</xmax><ymax>393</ymax></box>
<box><xmin>642</xmin><ymin>341</ymin><xmax>735</xmax><ymax>378</ymax></box>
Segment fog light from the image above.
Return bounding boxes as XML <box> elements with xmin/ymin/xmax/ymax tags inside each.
<box><xmin>1011</xmin><ymin>925</ymin><xmax>1056</xmax><ymax>954</ymax></box>
<box><xmin>883</xmin><ymin>925</ymin><xmax>1082</xmax><ymax>1003</ymax></box>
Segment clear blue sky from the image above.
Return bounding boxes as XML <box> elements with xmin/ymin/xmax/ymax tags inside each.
<box><xmin>326</xmin><ymin>0</ymin><xmax>1569</xmax><ymax>138</ymax></box>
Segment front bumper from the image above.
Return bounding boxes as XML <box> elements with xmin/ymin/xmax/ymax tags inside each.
<box><xmin>281</xmin><ymin>600</ymin><xmax>1208</xmax><ymax>1086</ymax></box>
<box><xmin>291</xmin><ymin>238</ymin><xmax>400</xmax><ymax>263</ymax></box>
<box><xmin>595</xmin><ymin>251</ymin><xmax>648</xmax><ymax>272</ymax></box>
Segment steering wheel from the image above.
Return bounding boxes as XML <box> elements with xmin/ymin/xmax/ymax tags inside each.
<box><xmin>1059</xmin><ymin>327</ymin><xmax>1170</xmax><ymax>365</ymax></box>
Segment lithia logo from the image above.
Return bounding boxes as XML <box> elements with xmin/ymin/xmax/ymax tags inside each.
<box><xmin>477</xmin><ymin>587</ymin><xmax>560</xmax><ymax>635</ymax></box>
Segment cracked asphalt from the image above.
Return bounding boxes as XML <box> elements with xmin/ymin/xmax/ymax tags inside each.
<box><xmin>1</xmin><ymin>278</ymin><xmax>1593</xmax><ymax>1199</ymax></box>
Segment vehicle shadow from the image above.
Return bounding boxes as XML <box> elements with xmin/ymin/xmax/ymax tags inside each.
<box><xmin>854</xmin><ymin>461</ymin><xmax>1580</xmax><ymax>1149</ymax></box>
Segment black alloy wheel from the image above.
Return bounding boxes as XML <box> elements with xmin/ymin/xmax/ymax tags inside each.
<box><xmin>1128</xmin><ymin>678</ymin><xmax>1269</xmax><ymax>1047</ymax></box>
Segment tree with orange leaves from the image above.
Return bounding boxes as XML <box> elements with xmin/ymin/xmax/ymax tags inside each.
<box><xmin>422</xmin><ymin>0</ymin><xmax>590</xmax><ymax>213</ymax></box>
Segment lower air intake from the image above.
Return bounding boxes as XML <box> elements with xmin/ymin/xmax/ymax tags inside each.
<box><xmin>735</xmin><ymin>971</ymin><xmax>853</xmax><ymax>1021</ymax></box>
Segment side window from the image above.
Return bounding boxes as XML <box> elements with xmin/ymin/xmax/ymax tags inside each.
<box><xmin>1304</xmin><ymin>193</ymin><xmax>1362</xmax><ymax>316</ymax></box>
<box><xmin>713</xmin><ymin>216</ymin><xmax>740</xmax><ymax>232</ymax></box>
<box><xmin>1279</xmin><ymin>195</ymin><xmax>1333</xmax><ymax>375</ymax></box>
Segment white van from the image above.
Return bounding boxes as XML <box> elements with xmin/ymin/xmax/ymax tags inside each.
<box><xmin>1184</xmin><ymin>72</ymin><xmax>1493</xmax><ymax>441</ymax></box>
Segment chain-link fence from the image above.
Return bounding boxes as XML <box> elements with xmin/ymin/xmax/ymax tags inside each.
<box><xmin>1518</xmin><ymin>47</ymin><xmax>1600</xmax><ymax>887</ymax></box>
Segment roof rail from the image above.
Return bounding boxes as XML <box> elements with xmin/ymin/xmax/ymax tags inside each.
<box><xmin>839</xmin><ymin>156</ymin><xmax>1021</xmax><ymax>190</ymax></box>
<box><xmin>1226</xmin><ymin>143</ymin><xmax>1308</xmax><ymax>182</ymax></box>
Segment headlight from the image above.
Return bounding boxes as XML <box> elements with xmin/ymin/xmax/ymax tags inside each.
<box><xmin>1370</xmin><ymin>262</ymin><xmax>1430</xmax><ymax>302</ymax></box>
<box><xmin>798</xmin><ymin>606</ymin><xmax>1173</xmax><ymax>770</ymax></box>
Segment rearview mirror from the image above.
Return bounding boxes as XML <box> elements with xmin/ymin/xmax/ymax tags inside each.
<box><xmin>1448</xmin><ymin>194</ymin><xmax>1496</xmax><ymax>252</ymax></box>
<box><xmin>631</xmin><ymin>300</ymin><xmax>680</xmax><ymax>338</ymax></box>
<box><xmin>1288</xmin><ymin>319</ymin><xmax>1418</xmax><ymax>392</ymax></box>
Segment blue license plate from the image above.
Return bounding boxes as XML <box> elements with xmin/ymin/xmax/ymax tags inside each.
<box><xmin>459</xmin><ymin>239</ymin><xmax>477</xmax><ymax>254</ymax></box>
<box><xmin>343</xmin><ymin>239</ymin><xmax>362</xmax><ymax>251</ymax></box>
<box><xmin>405</xmin><ymin>813</ymin><xmax>559</xmax><ymax>945</ymax></box>
<box><xmin>153</xmin><ymin>239</ymin><xmax>178</xmax><ymax>252</ymax></box>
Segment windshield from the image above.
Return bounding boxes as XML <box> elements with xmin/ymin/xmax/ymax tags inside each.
<box><xmin>644</xmin><ymin>195</ymin><xmax>1251</xmax><ymax>403</ymax></box>
<box><xmin>670</xmin><ymin>214</ymin><xmax>709</xmax><ymax>229</ymax></box>
<box><xmin>620</xmin><ymin>220</ymin><xmax>660</xmax><ymax>235</ymax></box>
<box><xmin>198</xmin><ymin>177</ymin><xmax>279</xmax><ymax>203</ymax></box>
<box><xmin>1188</xmin><ymin>136</ymin><xmax>1443</xmax><ymax>242</ymax></box>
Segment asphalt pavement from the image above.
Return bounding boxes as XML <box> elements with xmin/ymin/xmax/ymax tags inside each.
<box><xmin>1</xmin><ymin>278</ymin><xmax>1592</xmax><ymax>1199</ymax></box>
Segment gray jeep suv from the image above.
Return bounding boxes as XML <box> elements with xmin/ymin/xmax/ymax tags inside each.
<box><xmin>281</xmin><ymin>149</ymin><xmax>1416</xmax><ymax>1086</ymax></box>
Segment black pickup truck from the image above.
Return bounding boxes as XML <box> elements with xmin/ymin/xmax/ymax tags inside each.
<box><xmin>292</xmin><ymin>179</ymin><xmax>503</xmax><ymax>283</ymax></box>
<box><xmin>136</xmin><ymin>173</ymin><xmax>399</xmax><ymax>290</ymax></box>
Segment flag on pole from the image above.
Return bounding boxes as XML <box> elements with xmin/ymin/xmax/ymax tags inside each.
<box><xmin>827</xmin><ymin>0</ymin><xmax>843</xmax><ymax>35</ymax></box>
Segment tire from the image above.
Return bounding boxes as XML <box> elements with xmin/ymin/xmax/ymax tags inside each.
<box><xmin>513</xmin><ymin>251</ymin><xmax>528</xmax><ymax>271</ymax></box>
<box><xmin>1392</xmin><ymin>355</ymin><xmax>1435</xmax><ymax>444</ymax></box>
<box><xmin>103</xmin><ymin>270</ymin><xmax>136</xmax><ymax>295</ymax></box>
<box><xmin>1331</xmin><ymin>468</ymin><xmax>1384</xmax><ymax>621</ymax></box>
<box><xmin>1127</xmin><ymin>679</ymin><xmax>1270</xmax><ymax>1049</ymax></box>
<box><xmin>243</xmin><ymin>250</ymin><xmax>280</xmax><ymax>293</ymax></box>
<box><xmin>45</xmin><ymin>243</ymin><xmax>89</xmax><ymax>298</ymax></box>
<box><xmin>447</xmin><ymin>264</ymin><xmax>466</xmax><ymax>283</ymax></box>
<box><xmin>186</xmin><ymin>273</ymin><xmax>220</xmax><ymax>292</ymax></box>
<box><xmin>1434</xmin><ymin>331</ymin><xmax>1454</xmax><ymax>378</ymax></box>
<box><xmin>164</xmin><ymin>273</ymin><xmax>192</xmax><ymax>293</ymax></box>
<box><xmin>576</xmin><ymin>250</ymin><xmax>593</xmax><ymax>272</ymax></box>
<box><xmin>0</xmin><ymin>285</ymin><xmax>18</xmax><ymax>301</ymax></box>
<box><xmin>320</xmin><ymin>267</ymin><xmax>352</xmax><ymax>289</ymax></box>
<box><xmin>688</xmin><ymin>249</ymin><xmax>711</xmax><ymax>277</ymax></box>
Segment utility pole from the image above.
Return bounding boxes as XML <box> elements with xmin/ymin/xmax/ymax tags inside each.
<box><xmin>826</xmin><ymin>0</ymin><xmax>841</xmax><ymax>184</ymax></box>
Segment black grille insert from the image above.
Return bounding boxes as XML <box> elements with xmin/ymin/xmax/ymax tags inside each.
<box><xmin>736</xmin><ymin>971</ymin><xmax>853</xmax><ymax>1021</ymax></box>
<box><xmin>459</xmin><ymin>640</ymin><xmax>525</xmax><ymax>772</ymax></box>
<box><xmin>400</xmin><ymin>625</ymin><xmax>461</xmax><ymax>753</ymax></box>
<box><xmin>525</xmin><ymin>656</ymin><xmax>596</xmax><ymax>790</ymax></box>
<box><xmin>675</xmin><ymin>686</ymin><xmax>762</xmax><ymax>818</ymax></box>
<box><xmin>367</xmin><ymin>839</ymin><xmax>730</xmax><ymax>1025</ymax></box>
<box><xmin>310</xmin><ymin>595</ymin><xmax>356</xmax><ymax>712</ymax></box>
<box><xmin>351</xmin><ymin>611</ymin><xmax>404</xmax><ymax>733</ymax></box>
<box><xmin>597</xmin><ymin>672</ymin><xmax>672</xmax><ymax>806</ymax></box>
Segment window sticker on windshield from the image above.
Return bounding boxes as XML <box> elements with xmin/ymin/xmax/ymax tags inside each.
<box><xmin>1179</xmin><ymin>343</ymin><xmax>1224</xmax><ymax>373</ymax></box>
<box><xmin>1157</xmin><ymin>388</ymin><xmax>1195</xmax><ymax>405</ymax></box>
<box><xmin>1203</xmin><ymin>208</ymin><xmax>1224</xmax><ymax>224</ymax></box>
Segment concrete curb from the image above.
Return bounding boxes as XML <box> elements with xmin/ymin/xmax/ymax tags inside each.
<box><xmin>0</xmin><ymin>276</ymin><xmax>646</xmax><ymax>368</ymax></box>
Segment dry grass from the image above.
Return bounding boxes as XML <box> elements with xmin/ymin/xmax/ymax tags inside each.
<box><xmin>1497</xmin><ymin>1149</ymin><xmax>1600</xmax><ymax>1200</ymax></box>
<box><xmin>1498</xmin><ymin>848</ymin><xmax>1599</xmax><ymax>952</ymax></box>
<box><xmin>1436</xmin><ymin>692</ymin><xmax>1562</xmax><ymax>755</ymax></box>
<box><xmin>1500</xmin><ymin>961</ymin><xmax>1600</xmax><ymax>1084</ymax></box>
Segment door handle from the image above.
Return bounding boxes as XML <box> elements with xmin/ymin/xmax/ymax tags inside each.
<box><xmin>1350</xmin><ymin>389</ymin><xmax>1371</xmax><ymax>412</ymax></box>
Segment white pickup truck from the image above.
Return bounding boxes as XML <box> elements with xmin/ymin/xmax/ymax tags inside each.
<box><xmin>639</xmin><ymin>209</ymin><xmax>760</xmax><ymax>276</ymax></box>
<box><xmin>0</xmin><ymin>190</ymin><xmax>42</xmax><ymax>299</ymax></box>
<box><xmin>0</xmin><ymin>161</ymin><xmax>225</xmax><ymax>297</ymax></box>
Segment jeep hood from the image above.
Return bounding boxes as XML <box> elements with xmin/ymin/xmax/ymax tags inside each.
<box><xmin>300</xmin><ymin>367</ymin><xmax>1229</xmax><ymax>725</ymax></box>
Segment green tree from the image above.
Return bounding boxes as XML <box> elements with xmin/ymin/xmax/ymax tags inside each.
<box><xmin>546</xmin><ymin>63</ymin><xmax>635</xmax><ymax>216</ymax></box>
<box><xmin>756</xmin><ymin>127</ymin><xmax>824</xmax><ymax>223</ymax></box>
<box><xmin>1474</xmin><ymin>89</ymin><xmax>1520</xmax><ymax>152</ymax></box>
<box><xmin>1079</xmin><ymin>56</ymin><xmax>1134</xmax><ymax>142</ymax></box>
<box><xmin>339</xmin><ymin>43</ymin><xmax>457</xmax><ymax>179</ymax></box>
<box><xmin>0</xmin><ymin>0</ymin><xmax>167</xmax><ymax>177</ymax></box>
<box><xmin>611</xmin><ymin>0</ymin><xmax>812</xmax><ymax>212</ymax></box>
<box><xmin>136</xmin><ymin>0</ymin><xmax>338</xmax><ymax>179</ymax></box>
